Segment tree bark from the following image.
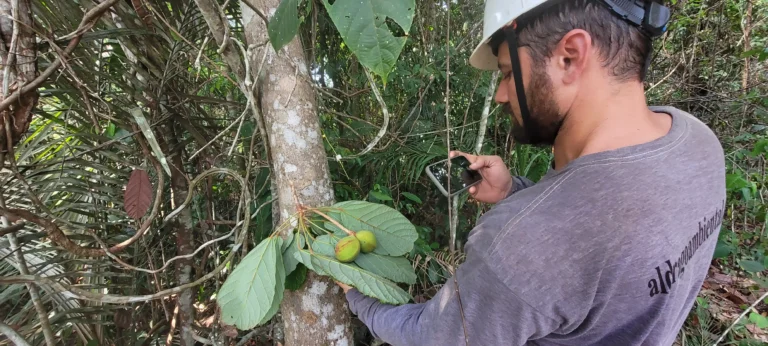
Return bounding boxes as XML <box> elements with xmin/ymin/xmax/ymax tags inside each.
<box><xmin>241</xmin><ymin>1</ymin><xmax>353</xmax><ymax>345</ymax></box>
<box><xmin>164</xmin><ymin>124</ymin><xmax>196</xmax><ymax>346</ymax></box>
<box><xmin>0</xmin><ymin>0</ymin><xmax>37</xmax><ymax>152</ymax></box>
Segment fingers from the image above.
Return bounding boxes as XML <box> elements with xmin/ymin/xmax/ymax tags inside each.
<box><xmin>450</xmin><ymin>150</ymin><xmax>479</xmax><ymax>163</ymax></box>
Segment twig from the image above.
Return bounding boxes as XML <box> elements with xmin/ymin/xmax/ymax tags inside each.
<box><xmin>216</xmin><ymin>0</ymin><xmax>232</xmax><ymax>55</ymax></box>
<box><xmin>1</xmin><ymin>221</ymin><xmax>55</xmax><ymax>346</ymax></box>
<box><xmin>236</xmin><ymin>327</ymin><xmax>269</xmax><ymax>346</ymax></box>
<box><xmin>227</xmin><ymin>38</ymin><xmax>267</xmax><ymax>157</ymax></box>
<box><xmin>0</xmin><ymin>0</ymin><xmax>119</xmax><ymax>114</ymax></box>
<box><xmin>311</xmin><ymin>209</ymin><xmax>355</xmax><ymax>236</ymax></box>
<box><xmin>194</xmin><ymin>37</ymin><xmax>210</xmax><ymax>72</ymax></box>
<box><xmin>714</xmin><ymin>290</ymin><xmax>768</xmax><ymax>345</ymax></box>
<box><xmin>166</xmin><ymin>303</ymin><xmax>179</xmax><ymax>346</ymax></box>
<box><xmin>0</xmin><ymin>241</ymin><xmax>244</xmax><ymax>304</ymax></box>
<box><xmin>0</xmin><ymin>322</ymin><xmax>31</xmax><ymax>346</ymax></box>
<box><xmin>96</xmin><ymin>198</ymin><xmax>274</xmax><ymax>274</ymax></box>
<box><xmin>2</xmin><ymin>0</ymin><xmax>20</xmax><ymax>98</ymax></box>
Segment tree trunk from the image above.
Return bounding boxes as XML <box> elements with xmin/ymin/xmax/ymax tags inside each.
<box><xmin>241</xmin><ymin>1</ymin><xmax>354</xmax><ymax>345</ymax></box>
<box><xmin>0</xmin><ymin>0</ymin><xmax>37</xmax><ymax>152</ymax></box>
<box><xmin>164</xmin><ymin>124</ymin><xmax>196</xmax><ymax>346</ymax></box>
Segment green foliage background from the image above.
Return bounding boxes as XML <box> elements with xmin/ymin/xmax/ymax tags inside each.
<box><xmin>0</xmin><ymin>0</ymin><xmax>766</xmax><ymax>345</ymax></box>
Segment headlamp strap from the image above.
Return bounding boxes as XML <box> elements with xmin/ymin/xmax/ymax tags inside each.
<box><xmin>504</xmin><ymin>25</ymin><xmax>532</xmax><ymax>129</ymax></box>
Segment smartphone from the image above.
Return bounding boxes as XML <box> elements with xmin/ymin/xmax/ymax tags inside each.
<box><xmin>425</xmin><ymin>156</ymin><xmax>483</xmax><ymax>197</ymax></box>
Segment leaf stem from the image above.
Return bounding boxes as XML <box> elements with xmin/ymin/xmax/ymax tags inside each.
<box><xmin>310</xmin><ymin>209</ymin><xmax>356</xmax><ymax>237</ymax></box>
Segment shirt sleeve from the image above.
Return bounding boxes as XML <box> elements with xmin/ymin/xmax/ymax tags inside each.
<box><xmin>507</xmin><ymin>175</ymin><xmax>536</xmax><ymax>198</ymax></box>
<box><xmin>344</xmin><ymin>253</ymin><xmax>561</xmax><ymax>346</ymax></box>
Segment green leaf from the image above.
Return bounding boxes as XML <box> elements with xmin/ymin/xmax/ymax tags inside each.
<box><xmin>324</xmin><ymin>201</ymin><xmax>417</xmax><ymax>256</ymax></box>
<box><xmin>311</xmin><ymin>234</ymin><xmax>339</xmax><ymax>257</ymax></box>
<box><xmin>259</xmin><ymin>247</ymin><xmax>285</xmax><ymax>325</ymax></box>
<box><xmin>749</xmin><ymin>312</ymin><xmax>768</xmax><ymax>329</ymax></box>
<box><xmin>354</xmin><ymin>252</ymin><xmax>416</xmax><ymax>284</ymax></box>
<box><xmin>726</xmin><ymin>173</ymin><xmax>750</xmax><ymax>192</ymax></box>
<box><xmin>283</xmin><ymin>233</ymin><xmax>300</xmax><ymax>275</ymax></box>
<box><xmin>267</xmin><ymin>0</ymin><xmax>305</xmax><ymax>51</ymax></box>
<box><xmin>301</xmin><ymin>248</ymin><xmax>411</xmax><ymax>304</ymax></box>
<box><xmin>713</xmin><ymin>240</ymin><xmax>735</xmax><ymax>259</ymax></box>
<box><xmin>218</xmin><ymin>237</ymin><xmax>284</xmax><ymax>329</ymax></box>
<box><xmin>740</xmin><ymin>260</ymin><xmax>765</xmax><ymax>273</ymax></box>
<box><xmin>106</xmin><ymin>123</ymin><xmax>116</xmax><ymax>138</ymax></box>
<box><xmin>370</xmin><ymin>190</ymin><xmax>393</xmax><ymax>201</ymax></box>
<box><xmin>295</xmin><ymin>247</ymin><xmax>325</xmax><ymax>275</ymax></box>
<box><xmin>321</xmin><ymin>0</ymin><xmax>415</xmax><ymax>82</ymax></box>
<box><xmin>285</xmin><ymin>264</ymin><xmax>308</xmax><ymax>290</ymax></box>
<box><xmin>401</xmin><ymin>192</ymin><xmax>422</xmax><ymax>204</ymax></box>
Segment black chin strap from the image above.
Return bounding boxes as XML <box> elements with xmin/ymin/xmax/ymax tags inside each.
<box><xmin>503</xmin><ymin>25</ymin><xmax>532</xmax><ymax>129</ymax></box>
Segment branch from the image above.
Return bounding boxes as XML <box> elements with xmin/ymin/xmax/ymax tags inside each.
<box><xmin>351</xmin><ymin>68</ymin><xmax>390</xmax><ymax>157</ymax></box>
<box><xmin>0</xmin><ymin>0</ymin><xmax>119</xmax><ymax>114</ymax></box>
<box><xmin>193</xmin><ymin>0</ymin><xmax>246</xmax><ymax>85</ymax></box>
<box><xmin>714</xmin><ymin>289</ymin><xmax>768</xmax><ymax>345</ymax></box>
<box><xmin>0</xmin><ymin>322</ymin><xmax>31</xmax><ymax>346</ymax></box>
<box><xmin>474</xmin><ymin>71</ymin><xmax>499</xmax><ymax>154</ymax></box>
<box><xmin>4</xmin><ymin>233</ymin><xmax>55</xmax><ymax>346</ymax></box>
<box><xmin>0</xmin><ymin>221</ymin><xmax>24</xmax><ymax>237</ymax></box>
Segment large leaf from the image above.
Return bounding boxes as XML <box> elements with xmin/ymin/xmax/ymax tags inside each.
<box><xmin>285</xmin><ymin>264</ymin><xmax>308</xmax><ymax>290</ymax></box>
<box><xmin>321</xmin><ymin>0</ymin><xmax>415</xmax><ymax>82</ymax></box>
<box><xmin>267</xmin><ymin>0</ymin><xmax>305</xmax><ymax>51</ymax></box>
<box><xmin>740</xmin><ymin>260</ymin><xmax>765</xmax><ymax>273</ymax></box>
<box><xmin>282</xmin><ymin>232</ymin><xmax>299</xmax><ymax>274</ymax></box>
<box><xmin>259</xmin><ymin>249</ymin><xmax>285</xmax><ymax>326</ymax></box>
<box><xmin>324</xmin><ymin>201</ymin><xmax>417</xmax><ymax>256</ymax></box>
<box><xmin>299</xmin><ymin>248</ymin><xmax>411</xmax><ymax>304</ymax></box>
<box><xmin>313</xmin><ymin>234</ymin><xmax>416</xmax><ymax>284</ymax></box>
<box><xmin>123</xmin><ymin>169</ymin><xmax>152</xmax><ymax>219</ymax></box>
<box><xmin>749</xmin><ymin>312</ymin><xmax>768</xmax><ymax>329</ymax></box>
<box><xmin>311</xmin><ymin>234</ymin><xmax>339</xmax><ymax>257</ymax></box>
<box><xmin>218</xmin><ymin>237</ymin><xmax>284</xmax><ymax>329</ymax></box>
<box><xmin>354</xmin><ymin>252</ymin><xmax>416</xmax><ymax>284</ymax></box>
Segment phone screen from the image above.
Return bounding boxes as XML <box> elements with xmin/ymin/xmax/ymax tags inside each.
<box><xmin>427</xmin><ymin>156</ymin><xmax>483</xmax><ymax>195</ymax></box>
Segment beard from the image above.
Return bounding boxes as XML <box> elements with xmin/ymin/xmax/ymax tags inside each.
<box><xmin>505</xmin><ymin>64</ymin><xmax>564</xmax><ymax>146</ymax></box>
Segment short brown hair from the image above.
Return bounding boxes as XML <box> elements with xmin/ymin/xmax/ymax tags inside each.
<box><xmin>492</xmin><ymin>0</ymin><xmax>653</xmax><ymax>82</ymax></box>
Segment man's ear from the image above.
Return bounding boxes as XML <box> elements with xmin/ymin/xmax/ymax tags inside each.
<box><xmin>553</xmin><ymin>29</ymin><xmax>591</xmax><ymax>85</ymax></box>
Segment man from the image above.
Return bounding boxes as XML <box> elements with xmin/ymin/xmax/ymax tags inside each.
<box><xmin>336</xmin><ymin>0</ymin><xmax>726</xmax><ymax>345</ymax></box>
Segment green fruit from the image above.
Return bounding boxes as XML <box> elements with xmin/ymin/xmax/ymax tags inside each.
<box><xmin>355</xmin><ymin>230</ymin><xmax>377</xmax><ymax>253</ymax></box>
<box><xmin>334</xmin><ymin>236</ymin><xmax>360</xmax><ymax>262</ymax></box>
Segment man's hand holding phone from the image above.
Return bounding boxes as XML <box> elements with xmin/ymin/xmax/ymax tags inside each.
<box><xmin>449</xmin><ymin>151</ymin><xmax>514</xmax><ymax>204</ymax></box>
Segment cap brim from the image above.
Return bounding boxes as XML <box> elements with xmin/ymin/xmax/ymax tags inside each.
<box><xmin>469</xmin><ymin>39</ymin><xmax>500</xmax><ymax>71</ymax></box>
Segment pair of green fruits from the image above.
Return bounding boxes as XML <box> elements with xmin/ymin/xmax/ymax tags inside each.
<box><xmin>334</xmin><ymin>230</ymin><xmax>377</xmax><ymax>262</ymax></box>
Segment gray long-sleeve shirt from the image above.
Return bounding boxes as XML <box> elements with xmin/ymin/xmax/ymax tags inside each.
<box><xmin>346</xmin><ymin>106</ymin><xmax>726</xmax><ymax>346</ymax></box>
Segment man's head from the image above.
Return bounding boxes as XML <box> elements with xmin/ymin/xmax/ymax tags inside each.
<box><xmin>470</xmin><ymin>0</ymin><xmax>667</xmax><ymax>146</ymax></box>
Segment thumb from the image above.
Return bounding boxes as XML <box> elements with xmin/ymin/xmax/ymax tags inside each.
<box><xmin>468</xmin><ymin>157</ymin><xmax>488</xmax><ymax>170</ymax></box>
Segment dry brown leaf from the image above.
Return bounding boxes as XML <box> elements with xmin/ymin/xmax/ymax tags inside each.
<box><xmin>124</xmin><ymin>169</ymin><xmax>152</xmax><ymax>219</ymax></box>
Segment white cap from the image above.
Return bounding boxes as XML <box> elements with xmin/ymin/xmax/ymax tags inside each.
<box><xmin>469</xmin><ymin>0</ymin><xmax>550</xmax><ymax>70</ymax></box>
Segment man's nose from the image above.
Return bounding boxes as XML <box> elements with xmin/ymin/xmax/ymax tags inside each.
<box><xmin>495</xmin><ymin>79</ymin><xmax>507</xmax><ymax>104</ymax></box>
